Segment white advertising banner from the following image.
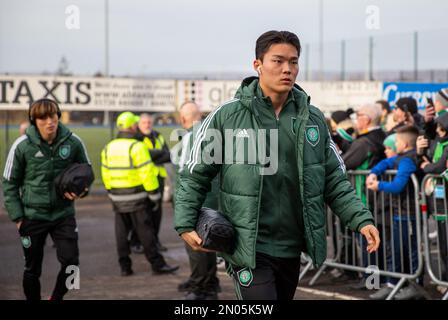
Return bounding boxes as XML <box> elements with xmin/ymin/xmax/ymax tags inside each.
<box><xmin>177</xmin><ymin>80</ymin><xmax>383</xmax><ymax>114</ymax></box>
<box><xmin>299</xmin><ymin>81</ymin><xmax>383</xmax><ymax>115</ymax></box>
<box><xmin>0</xmin><ymin>75</ymin><xmax>177</xmax><ymax>112</ymax></box>
<box><xmin>0</xmin><ymin>75</ymin><xmax>383</xmax><ymax>115</ymax></box>
<box><xmin>176</xmin><ymin>80</ymin><xmax>241</xmax><ymax>112</ymax></box>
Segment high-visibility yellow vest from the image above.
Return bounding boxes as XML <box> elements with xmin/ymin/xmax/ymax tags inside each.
<box><xmin>101</xmin><ymin>138</ymin><xmax>159</xmax><ymax>195</ymax></box>
<box><xmin>142</xmin><ymin>133</ymin><xmax>168</xmax><ymax>178</ymax></box>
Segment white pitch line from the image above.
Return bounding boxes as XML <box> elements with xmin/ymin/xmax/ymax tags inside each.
<box><xmin>296</xmin><ymin>287</ymin><xmax>364</xmax><ymax>300</ymax></box>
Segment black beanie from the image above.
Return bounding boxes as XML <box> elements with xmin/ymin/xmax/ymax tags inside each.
<box><xmin>331</xmin><ymin>108</ymin><xmax>353</xmax><ymax>124</ymax></box>
<box><xmin>435</xmin><ymin>112</ymin><xmax>448</xmax><ymax>131</ymax></box>
<box><xmin>396</xmin><ymin>97</ymin><xmax>418</xmax><ymax>115</ymax></box>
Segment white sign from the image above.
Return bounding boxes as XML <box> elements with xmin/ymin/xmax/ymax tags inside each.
<box><xmin>177</xmin><ymin>80</ymin><xmax>240</xmax><ymax>112</ymax></box>
<box><xmin>299</xmin><ymin>81</ymin><xmax>383</xmax><ymax>115</ymax></box>
<box><xmin>177</xmin><ymin>80</ymin><xmax>383</xmax><ymax>114</ymax></box>
<box><xmin>0</xmin><ymin>75</ymin><xmax>177</xmax><ymax>112</ymax></box>
<box><xmin>1</xmin><ymin>76</ymin><xmax>384</xmax><ymax>115</ymax></box>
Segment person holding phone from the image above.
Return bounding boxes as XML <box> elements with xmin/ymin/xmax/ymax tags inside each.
<box><xmin>387</xmin><ymin>97</ymin><xmax>419</xmax><ymax>135</ymax></box>
<box><xmin>424</xmin><ymin>88</ymin><xmax>448</xmax><ymax>140</ymax></box>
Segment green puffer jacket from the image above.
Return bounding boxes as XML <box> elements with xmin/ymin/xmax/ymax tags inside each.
<box><xmin>174</xmin><ymin>77</ymin><xmax>374</xmax><ymax>268</ymax></box>
<box><xmin>3</xmin><ymin>123</ymin><xmax>91</xmax><ymax>222</ymax></box>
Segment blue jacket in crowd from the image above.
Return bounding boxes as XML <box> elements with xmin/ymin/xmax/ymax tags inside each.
<box><xmin>370</xmin><ymin>151</ymin><xmax>417</xmax><ymax>195</ymax></box>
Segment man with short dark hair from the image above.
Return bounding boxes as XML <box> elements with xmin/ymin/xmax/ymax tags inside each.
<box><xmin>174</xmin><ymin>30</ymin><xmax>380</xmax><ymax>300</ymax></box>
<box><xmin>3</xmin><ymin>98</ymin><xmax>91</xmax><ymax>300</ymax></box>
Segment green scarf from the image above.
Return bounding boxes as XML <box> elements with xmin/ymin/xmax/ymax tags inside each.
<box><xmin>437</xmin><ymin>109</ymin><xmax>448</xmax><ymax>117</ymax></box>
<box><xmin>336</xmin><ymin>128</ymin><xmax>354</xmax><ymax>142</ymax></box>
<box><xmin>433</xmin><ymin>140</ymin><xmax>448</xmax><ymax>163</ymax></box>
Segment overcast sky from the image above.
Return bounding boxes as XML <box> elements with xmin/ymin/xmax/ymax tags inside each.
<box><xmin>1</xmin><ymin>0</ymin><xmax>447</xmax><ymax>76</ymax></box>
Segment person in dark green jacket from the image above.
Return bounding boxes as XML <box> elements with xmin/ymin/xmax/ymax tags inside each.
<box><xmin>174</xmin><ymin>30</ymin><xmax>380</xmax><ymax>300</ymax></box>
<box><xmin>2</xmin><ymin>99</ymin><xmax>91</xmax><ymax>300</ymax></box>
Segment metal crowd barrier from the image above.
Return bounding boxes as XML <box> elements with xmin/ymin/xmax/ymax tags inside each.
<box><xmin>307</xmin><ymin>170</ymin><xmax>424</xmax><ymax>300</ymax></box>
<box><xmin>420</xmin><ymin>174</ymin><xmax>448</xmax><ymax>300</ymax></box>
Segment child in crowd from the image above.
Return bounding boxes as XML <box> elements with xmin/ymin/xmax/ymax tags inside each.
<box><xmin>366</xmin><ymin>126</ymin><xmax>424</xmax><ymax>300</ymax></box>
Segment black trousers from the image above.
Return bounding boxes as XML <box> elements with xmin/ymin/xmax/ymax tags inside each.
<box><xmin>185</xmin><ymin>243</ymin><xmax>219</xmax><ymax>294</ymax></box>
<box><xmin>231</xmin><ymin>252</ymin><xmax>301</xmax><ymax>300</ymax></box>
<box><xmin>151</xmin><ymin>177</ymin><xmax>164</xmax><ymax>242</ymax></box>
<box><xmin>114</xmin><ymin>206</ymin><xmax>165</xmax><ymax>270</ymax></box>
<box><xmin>129</xmin><ymin>177</ymin><xmax>164</xmax><ymax>247</ymax></box>
<box><xmin>18</xmin><ymin>215</ymin><xmax>79</xmax><ymax>300</ymax></box>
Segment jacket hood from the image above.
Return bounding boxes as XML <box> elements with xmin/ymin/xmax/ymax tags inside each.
<box><xmin>26</xmin><ymin>123</ymin><xmax>72</xmax><ymax>146</ymax></box>
<box><xmin>234</xmin><ymin>76</ymin><xmax>311</xmax><ymax>114</ymax></box>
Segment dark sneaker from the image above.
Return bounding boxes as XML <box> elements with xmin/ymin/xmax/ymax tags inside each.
<box><xmin>178</xmin><ymin>279</ymin><xmax>194</xmax><ymax>292</ymax></box>
<box><xmin>121</xmin><ymin>268</ymin><xmax>134</xmax><ymax>276</ymax></box>
<box><xmin>152</xmin><ymin>264</ymin><xmax>179</xmax><ymax>275</ymax></box>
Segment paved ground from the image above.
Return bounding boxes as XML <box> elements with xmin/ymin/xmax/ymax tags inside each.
<box><xmin>0</xmin><ymin>192</ymin><xmax>445</xmax><ymax>300</ymax></box>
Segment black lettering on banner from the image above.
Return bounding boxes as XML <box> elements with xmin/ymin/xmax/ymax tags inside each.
<box><xmin>0</xmin><ymin>80</ymin><xmax>14</xmax><ymax>103</ymax></box>
<box><xmin>39</xmin><ymin>80</ymin><xmax>61</xmax><ymax>102</ymax></box>
<box><xmin>12</xmin><ymin>81</ymin><xmax>33</xmax><ymax>104</ymax></box>
<box><xmin>64</xmin><ymin>81</ymin><xmax>73</xmax><ymax>104</ymax></box>
<box><xmin>75</xmin><ymin>82</ymin><xmax>91</xmax><ymax>104</ymax></box>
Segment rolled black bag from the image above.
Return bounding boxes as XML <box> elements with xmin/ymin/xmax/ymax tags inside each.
<box><xmin>54</xmin><ymin>163</ymin><xmax>95</xmax><ymax>199</ymax></box>
<box><xmin>195</xmin><ymin>207</ymin><xmax>236</xmax><ymax>254</ymax></box>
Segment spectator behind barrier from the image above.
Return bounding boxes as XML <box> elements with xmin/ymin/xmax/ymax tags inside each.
<box><xmin>339</xmin><ymin>103</ymin><xmax>385</xmax><ymax>286</ymax></box>
<box><xmin>388</xmin><ymin>97</ymin><xmax>421</xmax><ymax>135</ymax></box>
<box><xmin>342</xmin><ymin>103</ymin><xmax>385</xmax><ymax>171</ymax></box>
<box><xmin>383</xmin><ymin>133</ymin><xmax>398</xmax><ymax>159</ymax></box>
<box><xmin>418</xmin><ymin>112</ymin><xmax>448</xmax><ymax>174</ymax></box>
<box><xmin>418</xmin><ymin>112</ymin><xmax>448</xmax><ymax>286</ymax></box>
<box><xmin>376</xmin><ymin>100</ymin><xmax>393</xmax><ymax>132</ymax></box>
<box><xmin>366</xmin><ymin>125</ymin><xmax>425</xmax><ymax>300</ymax></box>
<box><xmin>423</xmin><ymin>88</ymin><xmax>448</xmax><ymax>140</ymax></box>
<box><xmin>330</xmin><ymin>108</ymin><xmax>355</xmax><ymax>154</ymax></box>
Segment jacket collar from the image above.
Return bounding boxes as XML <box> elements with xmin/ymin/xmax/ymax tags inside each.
<box><xmin>438</xmin><ymin>135</ymin><xmax>448</xmax><ymax>144</ymax></box>
<box><xmin>26</xmin><ymin>123</ymin><xmax>71</xmax><ymax>147</ymax></box>
<box><xmin>235</xmin><ymin>77</ymin><xmax>311</xmax><ymax>118</ymax></box>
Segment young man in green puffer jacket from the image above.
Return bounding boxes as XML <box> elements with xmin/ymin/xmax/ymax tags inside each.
<box><xmin>3</xmin><ymin>99</ymin><xmax>91</xmax><ymax>300</ymax></box>
<box><xmin>174</xmin><ymin>30</ymin><xmax>380</xmax><ymax>300</ymax></box>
